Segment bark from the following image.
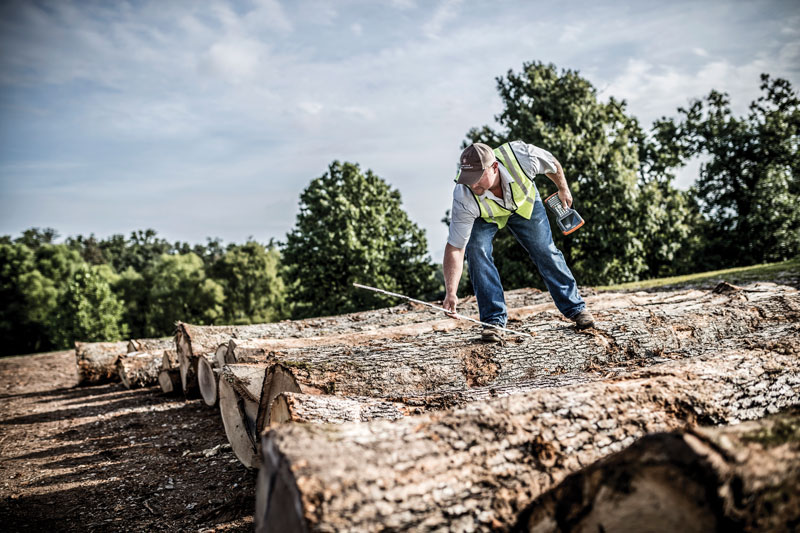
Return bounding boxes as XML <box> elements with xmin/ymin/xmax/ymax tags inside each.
<box><xmin>74</xmin><ymin>341</ymin><xmax>130</xmax><ymax>385</ymax></box>
<box><xmin>219</xmin><ymin>363</ymin><xmax>269</xmax><ymax>469</ymax></box>
<box><xmin>270</xmin><ymin>374</ymin><xmax>592</xmax><ymax>425</ymax></box>
<box><xmin>158</xmin><ymin>369</ymin><xmax>181</xmax><ymax>394</ymax></box>
<box><xmin>198</xmin><ymin>353</ymin><xmax>221</xmax><ymax>407</ymax></box>
<box><xmin>518</xmin><ymin>410</ymin><xmax>800</xmax><ymax>533</ymax></box>
<box><xmin>256</xmin><ymin>349</ymin><xmax>800</xmax><ymax>532</ymax></box>
<box><xmin>116</xmin><ymin>351</ymin><xmax>163</xmax><ymax>389</ymax></box>
<box><xmin>127</xmin><ymin>337</ymin><xmax>174</xmax><ymax>354</ymax></box>
<box><xmin>173</xmin><ymin>289</ymin><xmax>545</xmax><ymax>393</ymax></box>
<box><xmin>251</xmin><ymin>288</ymin><xmax>797</xmax><ymax>433</ymax></box>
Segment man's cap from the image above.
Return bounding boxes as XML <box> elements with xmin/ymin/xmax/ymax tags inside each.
<box><xmin>457</xmin><ymin>143</ymin><xmax>496</xmax><ymax>185</ymax></box>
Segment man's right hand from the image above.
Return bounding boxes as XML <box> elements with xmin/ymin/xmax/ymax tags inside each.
<box><xmin>443</xmin><ymin>293</ymin><xmax>459</xmax><ymax>318</ymax></box>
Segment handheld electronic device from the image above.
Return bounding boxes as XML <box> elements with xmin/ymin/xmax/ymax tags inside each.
<box><xmin>544</xmin><ymin>192</ymin><xmax>585</xmax><ymax>235</ymax></box>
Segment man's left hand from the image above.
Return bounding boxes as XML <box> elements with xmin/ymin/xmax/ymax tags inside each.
<box><xmin>558</xmin><ymin>188</ymin><xmax>573</xmax><ymax>209</ymax></box>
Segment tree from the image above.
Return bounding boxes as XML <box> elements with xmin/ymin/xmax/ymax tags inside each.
<box><xmin>144</xmin><ymin>253</ymin><xmax>224</xmax><ymax>337</ymax></box>
<box><xmin>209</xmin><ymin>241</ymin><xmax>287</xmax><ymax>324</ymax></box>
<box><xmin>652</xmin><ymin>74</ymin><xmax>800</xmax><ymax>265</ymax></box>
<box><xmin>50</xmin><ymin>265</ymin><xmax>127</xmax><ymax>347</ymax></box>
<box><xmin>283</xmin><ymin>161</ymin><xmax>438</xmax><ymax>318</ymax></box>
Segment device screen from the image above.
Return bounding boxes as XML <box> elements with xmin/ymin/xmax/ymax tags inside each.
<box><xmin>560</xmin><ymin>211</ymin><xmax>582</xmax><ymax>230</ymax></box>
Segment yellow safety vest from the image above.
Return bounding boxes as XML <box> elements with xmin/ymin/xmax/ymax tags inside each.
<box><xmin>455</xmin><ymin>142</ymin><xmax>538</xmax><ymax>229</ymax></box>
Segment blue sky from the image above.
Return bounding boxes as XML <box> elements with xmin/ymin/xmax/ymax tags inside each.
<box><xmin>1</xmin><ymin>0</ymin><xmax>798</xmax><ymax>259</ymax></box>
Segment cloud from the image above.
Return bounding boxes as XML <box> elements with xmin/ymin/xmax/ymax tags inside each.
<box><xmin>351</xmin><ymin>22</ymin><xmax>363</xmax><ymax>36</ymax></box>
<box><xmin>422</xmin><ymin>0</ymin><xmax>463</xmax><ymax>39</ymax></box>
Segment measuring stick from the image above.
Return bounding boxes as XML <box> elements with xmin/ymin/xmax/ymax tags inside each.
<box><xmin>352</xmin><ymin>283</ymin><xmax>532</xmax><ymax>338</ymax></box>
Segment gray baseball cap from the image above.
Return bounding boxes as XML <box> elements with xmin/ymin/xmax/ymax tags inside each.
<box><xmin>457</xmin><ymin>143</ymin><xmax>496</xmax><ymax>185</ymax></box>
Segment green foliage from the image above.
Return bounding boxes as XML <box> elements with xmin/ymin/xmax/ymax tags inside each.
<box><xmin>466</xmin><ymin>61</ymin><xmax>667</xmax><ymax>286</ymax></box>
<box><xmin>283</xmin><ymin>161</ymin><xmax>438</xmax><ymax>318</ymax></box>
<box><xmin>209</xmin><ymin>241</ymin><xmax>287</xmax><ymax>324</ymax></box>
<box><xmin>50</xmin><ymin>265</ymin><xmax>127</xmax><ymax>347</ymax></box>
<box><xmin>652</xmin><ymin>74</ymin><xmax>800</xmax><ymax>266</ymax></box>
<box><xmin>143</xmin><ymin>253</ymin><xmax>224</xmax><ymax>337</ymax></box>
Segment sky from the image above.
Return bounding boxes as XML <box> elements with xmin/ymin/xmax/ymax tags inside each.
<box><xmin>1</xmin><ymin>0</ymin><xmax>798</xmax><ymax>259</ymax></box>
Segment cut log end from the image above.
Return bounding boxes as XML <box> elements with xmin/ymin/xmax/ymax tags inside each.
<box><xmin>158</xmin><ymin>369</ymin><xmax>181</xmax><ymax>394</ymax></box>
<box><xmin>257</xmin><ymin>365</ymin><xmax>302</xmax><ymax>432</ymax></box>
<box><xmin>198</xmin><ymin>354</ymin><xmax>220</xmax><ymax>407</ymax></box>
<box><xmin>255</xmin><ymin>439</ymin><xmax>306</xmax><ymax>533</ymax></box>
<box><xmin>219</xmin><ymin>364</ymin><xmax>267</xmax><ymax>469</ymax></box>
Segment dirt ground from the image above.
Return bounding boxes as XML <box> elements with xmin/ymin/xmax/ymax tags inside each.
<box><xmin>0</xmin><ymin>350</ymin><xmax>256</xmax><ymax>532</ymax></box>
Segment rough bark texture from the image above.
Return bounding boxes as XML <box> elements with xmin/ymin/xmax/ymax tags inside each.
<box><xmin>74</xmin><ymin>340</ymin><xmax>130</xmax><ymax>385</ymax></box>
<box><xmin>158</xmin><ymin>368</ymin><xmax>181</xmax><ymax>394</ymax></box>
<box><xmin>251</xmin><ymin>287</ymin><xmax>797</xmax><ymax>431</ymax></box>
<box><xmin>116</xmin><ymin>351</ymin><xmax>163</xmax><ymax>389</ymax></box>
<box><xmin>175</xmin><ymin>289</ymin><xmax>546</xmax><ymax>392</ymax></box>
<box><xmin>127</xmin><ymin>337</ymin><xmax>175</xmax><ymax>354</ymax></box>
<box><xmin>256</xmin><ymin>348</ymin><xmax>800</xmax><ymax>532</ymax></box>
<box><xmin>518</xmin><ymin>410</ymin><xmax>800</xmax><ymax>533</ymax></box>
<box><xmin>219</xmin><ymin>363</ymin><xmax>269</xmax><ymax>469</ymax></box>
<box><xmin>270</xmin><ymin>374</ymin><xmax>592</xmax><ymax>425</ymax></box>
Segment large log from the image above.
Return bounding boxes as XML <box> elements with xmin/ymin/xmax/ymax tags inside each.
<box><xmin>116</xmin><ymin>351</ymin><xmax>163</xmax><ymax>389</ymax></box>
<box><xmin>256</xmin><ymin>349</ymin><xmax>800</xmax><ymax>532</ymax></box>
<box><xmin>518</xmin><ymin>409</ymin><xmax>800</xmax><ymax>532</ymax></box>
<box><xmin>174</xmin><ymin>289</ymin><xmax>546</xmax><ymax>394</ymax></box>
<box><xmin>74</xmin><ymin>340</ymin><xmax>129</xmax><ymax>385</ymax></box>
<box><xmin>270</xmin><ymin>374</ymin><xmax>592</xmax><ymax>425</ymax></box>
<box><xmin>250</xmin><ymin>287</ymin><xmax>797</xmax><ymax>434</ymax></box>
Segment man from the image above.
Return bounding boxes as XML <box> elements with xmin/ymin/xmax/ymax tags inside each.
<box><xmin>442</xmin><ymin>141</ymin><xmax>594</xmax><ymax>343</ymax></box>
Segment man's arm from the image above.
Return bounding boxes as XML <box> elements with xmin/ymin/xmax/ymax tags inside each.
<box><xmin>544</xmin><ymin>157</ymin><xmax>573</xmax><ymax>209</ymax></box>
<box><xmin>442</xmin><ymin>243</ymin><xmax>466</xmax><ymax>314</ymax></box>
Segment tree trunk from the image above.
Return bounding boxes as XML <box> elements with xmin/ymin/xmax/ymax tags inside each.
<box><xmin>256</xmin><ymin>348</ymin><xmax>800</xmax><ymax>532</ymax></box>
<box><xmin>158</xmin><ymin>368</ymin><xmax>181</xmax><ymax>394</ymax></box>
<box><xmin>251</xmin><ymin>288</ymin><xmax>797</xmax><ymax>435</ymax></box>
<box><xmin>518</xmin><ymin>409</ymin><xmax>800</xmax><ymax>533</ymax></box>
<box><xmin>219</xmin><ymin>363</ymin><xmax>269</xmax><ymax>469</ymax></box>
<box><xmin>74</xmin><ymin>341</ymin><xmax>129</xmax><ymax>385</ymax></box>
<box><xmin>270</xmin><ymin>374</ymin><xmax>593</xmax><ymax>425</ymax></box>
<box><xmin>198</xmin><ymin>353</ymin><xmax>221</xmax><ymax>407</ymax></box>
<box><xmin>116</xmin><ymin>351</ymin><xmax>163</xmax><ymax>389</ymax></box>
<box><xmin>160</xmin><ymin>349</ymin><xmax>179</xmax><ymax>371</ymax></box>
<box><xmin>173</xmin><ymin>290</ymin><xmax>542</xmax><ymax>393</ymax></box>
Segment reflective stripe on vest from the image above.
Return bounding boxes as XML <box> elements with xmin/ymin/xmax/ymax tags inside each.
<box><xmin>472</xmin><ymin>143</ymin><xmax>538</xmax><ymax>229</ymax></box>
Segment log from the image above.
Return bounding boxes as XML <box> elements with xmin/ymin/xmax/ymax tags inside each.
<box><xmin>74</xmin><ymin>340</ymin><xmax>129</xmax><ymax>385</ymax></box>
<box><xmin>219</xmin><ymin>363</ymin><xmax>269</xmax><ymax>469</ymax></box>
<box><xmin>198</xmin><ymin>353</ymin><xmax>221</xmax><ymax>407</ymax></box>
<box><xmin>173</xmin><ymin>289</ymin><xmax>544</xmax><ymax>394</ymax></box>
<box><xmin>518</xmin><ymin>410</ymin><xmax>800</xmax><ymax>532</ymax></box>
<box><xmin>158</xmin><ymin>369</ymin><xmax>181</xmax><ymax>394</ymax></box>
<box><xmin>160</xmin><ymin>348</ymin><xmax>179</xmax><ymax>371</ymax></box>
<box><xmin>270</xmin><ymin>374</ymin><xmax>593</xmax><ymax>425</ymax></box>
<box><xmin>127</xmin><ymin>337</ymin><xmax>174</xmax><ymax>353</ymax></box>
<box><xmin>251</xmin><ymin>287</ymin><xmax>797</xmax><ymax>434</ymax></box>
<box><xmin>116</xmin><ymin>351</ymin><xmax>163</xmax><ymax>389</ymax></box>
<box><xmin>256</xmin><ymin>349</ymin><xmax>800</xmax><ymax>532</ymax></box>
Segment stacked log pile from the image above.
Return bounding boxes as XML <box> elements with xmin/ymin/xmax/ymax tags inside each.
<box><xmin>67</xmin><ymin>281</ymin><xmax>800</xmax><ymax>531</ymax></box>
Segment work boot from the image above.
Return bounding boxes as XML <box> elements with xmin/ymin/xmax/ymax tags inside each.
<box><xmin>572</xmin><ymin>310</ymin><xmax>595</xmax><ymax>330</ymax></box>
<box><xmin>481</xmin><ymin>326</ymin><xmax>505</xmax><ymax>344</ymax></box>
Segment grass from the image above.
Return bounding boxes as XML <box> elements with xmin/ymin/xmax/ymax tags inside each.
<box><xmin>597</xmin><ymin>257</ymin><xmax>800</xmax><ymax>292</ymax></box>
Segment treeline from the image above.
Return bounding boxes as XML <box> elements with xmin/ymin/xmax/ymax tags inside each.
<box><xmin>1</xmin><ymin>64</ymin><xmax>797</xmax><ymax>356</ymax></box>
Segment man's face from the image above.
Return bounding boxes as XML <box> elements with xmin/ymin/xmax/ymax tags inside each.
<box><xmin>468</xmin><ymin>162</ymin><xmax>498</xmax><ymax>196</ymax></box>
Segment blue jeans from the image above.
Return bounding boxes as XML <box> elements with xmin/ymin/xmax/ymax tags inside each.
<box><xmin>465</xmin><ymin>198</ymin><xmax>585</xmax><ymax>326</ymax></box>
